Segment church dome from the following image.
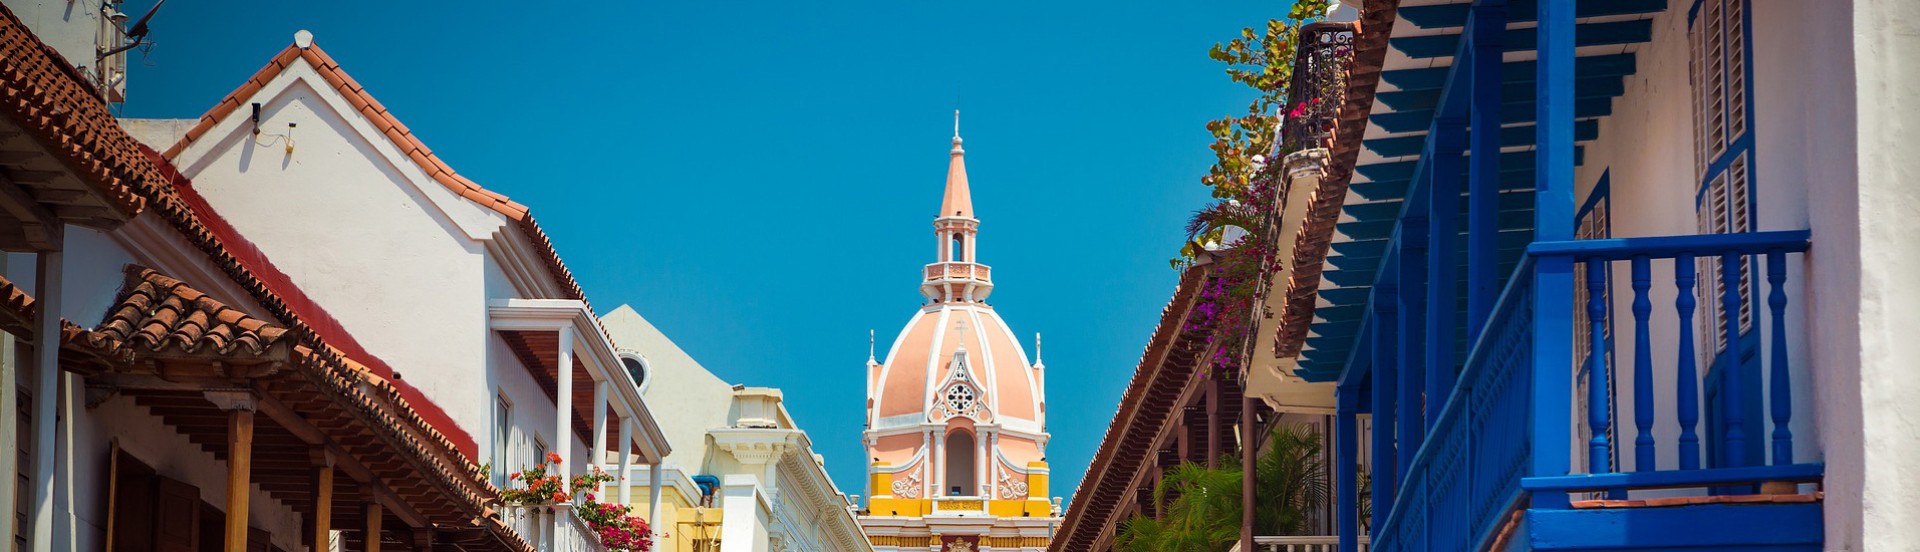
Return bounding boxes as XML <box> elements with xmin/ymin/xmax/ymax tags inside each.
<box><xmin>871</xmin><ymin>303</ymin><xmax>1042</xmax><ymax>426</ymax></box>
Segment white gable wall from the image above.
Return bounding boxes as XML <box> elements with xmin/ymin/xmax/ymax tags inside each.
<box><xmin>161</xmin><ymin>60</ymin><xmax>593</xmax><ymax>472</ymax></box>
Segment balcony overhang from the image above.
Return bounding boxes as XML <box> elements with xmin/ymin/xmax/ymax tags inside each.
<box><xmin>488</xmin><ymin>298</ymin><xmax>670</xmax><ymax>463</ymax></box>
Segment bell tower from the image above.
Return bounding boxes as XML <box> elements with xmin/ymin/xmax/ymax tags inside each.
<box><xmin>923</xmin><ymin>111</ymin><xmax>994</xmax><ymax>304</ymax></box>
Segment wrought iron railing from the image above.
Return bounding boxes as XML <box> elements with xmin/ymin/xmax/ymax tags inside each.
<box><xmin>1280</xmin><ymin>22</ymin><xmax>1356</xmax><ymax>154</ymax></box>
<box><xmin>1369</xmin><ymin>230</ymin><xmax>1821</xmax><ymax>552</ymax></box>
<box><xmin>502</xmin><ymin>502</ymin><xmax>607</xmax><ymax>552</ymax></box>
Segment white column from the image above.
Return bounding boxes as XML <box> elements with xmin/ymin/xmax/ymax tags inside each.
<box><xmin>0</xmin><ymin>255</ymin><xmax>14</xmax><ymax>550</ymax></box>
<box><xmin>591</xmin><ymin>380</ymin><xmax>609</xmax><ymax>482</ymax></box>
<box><xmin>617</xmin><ymin>417</ymin><xmax>634</xmax><ymax>506</ymax></box>
<box><xmin>554</xmin><ymin>325</ymin><xmax>574</xmax><ymax>481</ymax></box>
<box><xmin>647</xmin><ymin>461</ymin><xmax>663</xmax><ymax>539</ymax></box>
<box><xmin>30</xmin><ymin>248</ymin><xmax>61</xmax><ymax>552</ymax></box>
<box><xmin>977</xmin><ymin>429</ymin><xmax>989</xmax><ymax>497</ymax></box>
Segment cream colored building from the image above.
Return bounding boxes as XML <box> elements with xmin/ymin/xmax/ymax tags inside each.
<box><xmin>601</xmin><ymin>305</ymin><xmax>872</xmax><ymax>552</ymax></box>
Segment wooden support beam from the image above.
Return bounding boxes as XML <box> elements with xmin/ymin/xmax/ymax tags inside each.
<box><xmin>252</xmin><ymin>390</ymin><xmax>433</xmax><ymax>530</ymax></box>
<box><xmin>412</xmin><ymin>528</ymin><xmax>434</xmax><ymax>551</ymax></box>
<box><xmin>211</xmin><ymin>391</ymin><xmax>257</xmax><ymax>552</ymax></box>
<box><xmin>364</xmin><ymin>499</ymin><xmax>384</xmax><ymax>552</ymax></box>
<box><xmin>0</xmin><ymin>173</ymin><xmax>62</xmax><ymax>250</ymax></box>
<box><xmin>313</xmin><ymin>449</ymin><xmax>335</xmax><ymax>552</ymax></box>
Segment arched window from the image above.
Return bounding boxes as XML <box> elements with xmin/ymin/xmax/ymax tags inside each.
<box><xmin>945</xmin><ymin>431</ymin><xmax>976</xmax><ymax>496</ymax></box>
<box><xmin>951</xmin><ymin>234</ymin><xmax>965</xmax><ymax>263</ymax></box>
<box><xmin>619</xmin><ymin>353</ymin><xmax>649</xmax><ymax>393</ymax></box>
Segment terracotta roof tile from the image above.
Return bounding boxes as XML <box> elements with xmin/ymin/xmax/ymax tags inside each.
<box><xmin>85</xmin><ymin>266</ymin><xmax>291</xmax><ymax>357</ymax></box>
<box><xmin>158</xmin><ymin>41</ymin><xmax>591</xmax><ymax>309</ymax></box>
<box><xmin>0</xmin><ymin>264</ymin><xmax>529</xmax><ymax>551</ymax></box>
<box><xmin>0</xmin><ymin>3</ymin><xmax>159</xmax><ymax>221</ymax></box>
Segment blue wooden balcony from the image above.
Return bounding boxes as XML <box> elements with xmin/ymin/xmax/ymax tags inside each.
<box><xmin>1303</xmin><ymin>2</ymin><xmax>1826</xmax><ymax>551</ymax></box>
<box><xmin>1344</xmin><ymin>232</ymin><xmax>1820</xmax><ymax>552</ymax></box>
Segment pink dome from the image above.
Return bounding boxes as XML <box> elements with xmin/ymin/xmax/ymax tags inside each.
<box><xmin>871</xmin><ymin>303</ymin><xmax>1041</xmax><ymax>425</ymax></box>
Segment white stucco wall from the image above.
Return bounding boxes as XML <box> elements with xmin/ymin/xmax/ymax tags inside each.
<box><xmin>168</xmin><ymin>76</ymin><xmax>501</xmax><ymax>447</ymax></box>
<box><xmin>6</xmin><ymin>0</ymin><xmax>105</xmax><ymax>78</ymax></box>
<box><xmin>1813</xmin><ymin>1</ymin><xmax>1920</xmax><ymax>549</ymax></box>
<box><xmin>601</xmin><ymin>305</ymin><xmax>733</xmax><ymax>472</ymax></box>
<box><xmin>136</xmin><ymin>60</ymin><xmax>611</xmax><ymax>482</ymax></box>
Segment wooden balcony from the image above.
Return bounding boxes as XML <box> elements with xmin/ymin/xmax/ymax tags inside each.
<box><xmin>1361</xmin><ymin>231</ymin><xmax>1822</xmax><ymax>552</ymax></box>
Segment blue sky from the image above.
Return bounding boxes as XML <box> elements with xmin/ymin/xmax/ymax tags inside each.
<box><xmin>122</xmin><ymin>0</ymin><xmax>1280</xmax><ymax>504</ymax></box>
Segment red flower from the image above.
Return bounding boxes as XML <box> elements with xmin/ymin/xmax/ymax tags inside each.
<box><xmin>546</xmin><ymin>452</ymin><xmax>565</xmax><ymax>465</ymax></box>
<box><xmin>551</xmin><ymin>491</ymin><xmax>570</xmax><ymax>503</ymax></box>
<box><xmin>509</xmin><ymin>472</ymin><xmax>521</xmax><ymax>480</ymax></box>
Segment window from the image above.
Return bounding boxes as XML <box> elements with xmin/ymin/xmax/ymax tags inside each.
<box><xmin>619</xmin><ymin>353</ymin><xmax>649</xmax><ymax>392</ymax></box>
<box><xmin>943</xmin><ymin>385</ymin><xmax>976</xmax><ymax>413</ymax></box>
<box><xmin>1690</xmin><ymin>0</ymin><xmax>1761</xmax><ymax>469</ymax></box>
<box><xmin>944</xmin><ymin>431</ymin><xmax>976</xmax><ymax>496</ymax></box>
<box><xmin>493</xmin><ymin>395</ymin><xmax>512</xmax><ymax>487</ymax></box>
<box><xmin>1690</xmin><ymin>0</ymin><xmax>1756</xmax><ymax>358</ymax></box>
<box><xmin>950</xmin><ymin>234</ymin><xmax>965</xmax><ymax>263</ymax></box>
<box><xmin>534</xmin><ymin>438</ymin><xmax>549</xmax><ymax>470</ymax></box>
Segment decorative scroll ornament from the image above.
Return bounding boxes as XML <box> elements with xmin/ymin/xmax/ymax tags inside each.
<box><xmin>997</xmin><ymin>468</ymin><xmax>1029</xmax><ymax>499</ymax></box>
<box><xmin>945</xmin><ymin>540</ymin><xmax>975</xmax><ymax>552</ymax></box>
<box><xmin>892</xmin><ymin>467</ymin><xmax>923</xmax><ymax>498</ymax></box>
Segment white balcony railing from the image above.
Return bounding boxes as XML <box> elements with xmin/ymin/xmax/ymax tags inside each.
<box><xmin>1227</xmin><ymin>535</ymin><xmax>1369</xmax><ymax>552</ymax></box>
<box><xmin>502</xmin><ymin>502</ymin><xmax>607</xmax><ymax>552</ymax></box>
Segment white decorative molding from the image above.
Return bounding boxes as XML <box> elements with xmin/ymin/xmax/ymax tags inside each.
<box><xmin>929</xmin><ymin>346</ymin><xmax>991</xmax><ymax>423</ymax></box>
<box><xmin>996</xmin><ymin>468</ymin><xmax>1028</xmax><ymax>500</ymax></box>
<box><xmin>891</xmin><ymin>466</ymin><xmax>924</xmax><ymax>499</ymax></box>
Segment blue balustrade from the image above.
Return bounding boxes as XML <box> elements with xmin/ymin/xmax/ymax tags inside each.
<box><xmin>1371</xmin><ymin>260</ymin><xmax>1536</xmax><ymax>552</ymax></box>
<box><xmin>1367</xmin><ymin>230</ymin><xmax>1817</xmax><ymax>552</ymax></box>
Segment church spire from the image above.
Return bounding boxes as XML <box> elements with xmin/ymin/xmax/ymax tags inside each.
<box><xmin>941</xmin><ymin>110</ymin><xmax>974</xmax><ymax>219</ymax></box>
<box><xmin>922</xmin><ymin>112</ymin><xmax>993</xmax><ymax>304</ymax></box>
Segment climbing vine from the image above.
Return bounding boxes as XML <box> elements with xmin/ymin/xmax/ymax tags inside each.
<box><xmin>1179</xmin><ymin>0</ymin><xmax>1336</xmax><ymax>374</ymax></box>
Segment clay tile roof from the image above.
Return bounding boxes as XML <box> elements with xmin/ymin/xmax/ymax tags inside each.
<box><xmin>0</xmin><ymin>272</ymin><xmax>30</xmax><ymax>335</ymax></box>
<box><xmin>158</xmin><ymin>41</ymin><xmax>589</xmax><ymax>308</ymax></box>
<box><xmin>85</xmin><ymin>265</ymin><xmax>290</xmax><ymax>357</ymax></box>
<box><xmin>1052</xmin><ymin>266</ymin><xmax>1213</xmax><ymax>552</ymax></box>
<box><xmin>0</xmin><ymin>3</ymin><xmax>160</xmax><ymax>221</ymax></box>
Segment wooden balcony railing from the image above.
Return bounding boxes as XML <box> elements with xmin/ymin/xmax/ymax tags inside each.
<box><xmin>1370</xmin><ymin>230</ymin><xmax>1820</xmax><ymax>552</ymax></box>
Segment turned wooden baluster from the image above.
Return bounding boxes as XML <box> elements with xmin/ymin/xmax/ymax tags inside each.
<box><xmin>1631</xmin><ymin>256</ymin><xmax>1655</xmax><ymax>471</ymax></box>
<box><xmin>1767</xmin><ymin>251</ymin><xmax>1794</xmax><ymax>465</ymax></box>
<box><xmin>1585</xmin><ymin>259</ymin><xmax>1612</xmax><ymax>473</ymax></box>
<box><xmin>1674</xmin><ymin>256</ymin><xmax>1702</xmax><ymax>470</ymax></box>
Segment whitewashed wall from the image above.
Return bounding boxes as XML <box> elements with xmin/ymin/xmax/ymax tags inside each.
<box><xmin>148</xmin><ymin>61</ymin><xmax>600</xmax><ymax>488</ymax></box>
<box><xmin>1805</xmin><ymin>0</ymin><xmax>1920</xmax><ymax>549</ymax></box>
